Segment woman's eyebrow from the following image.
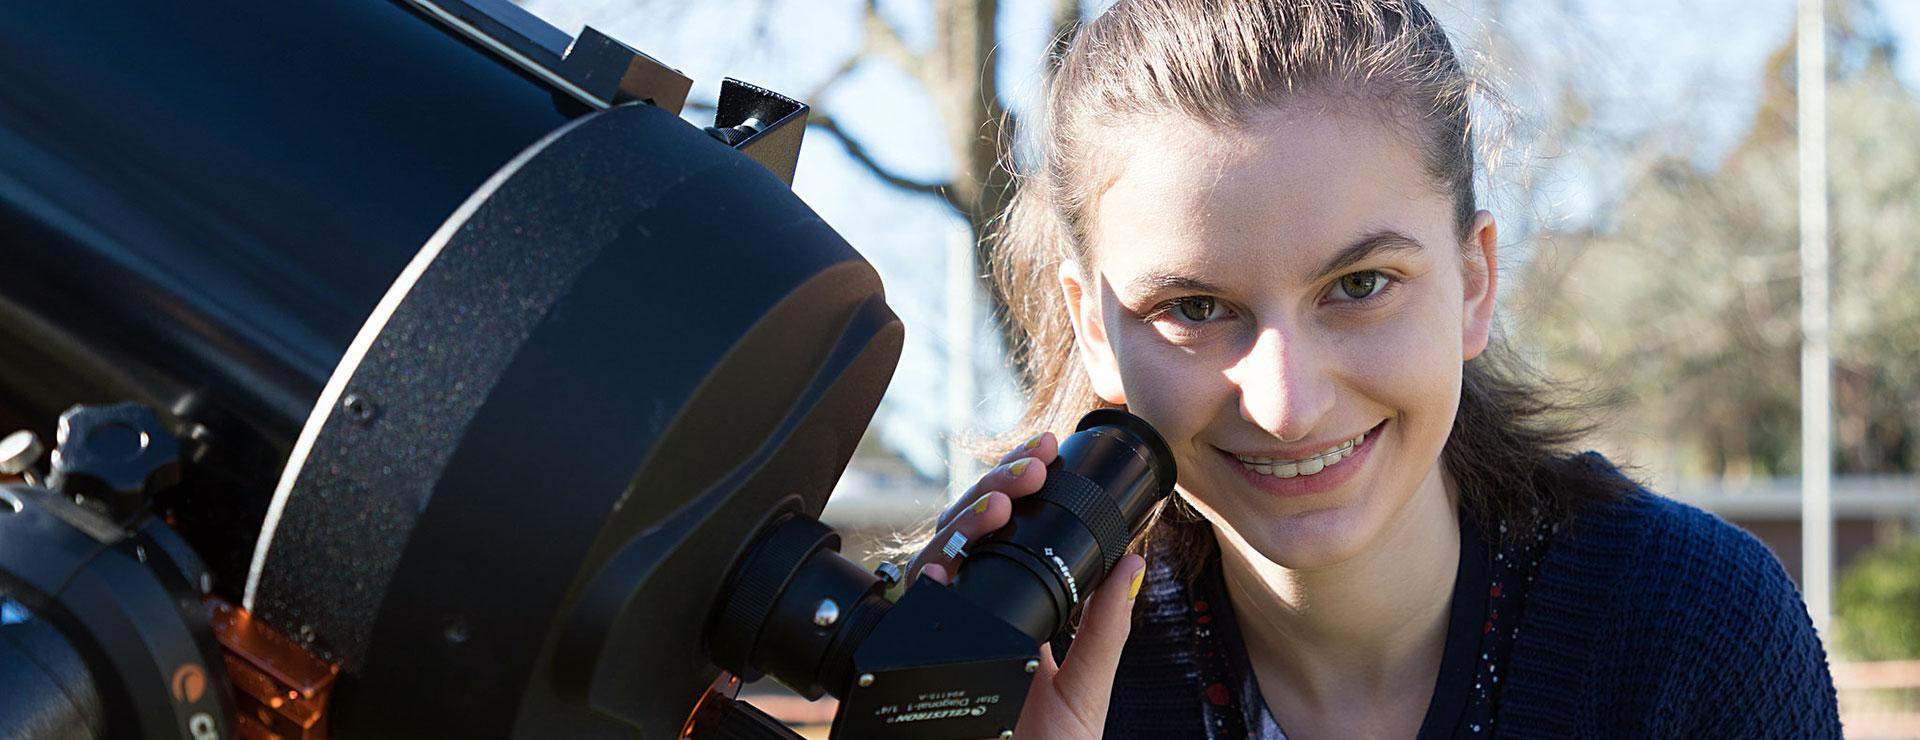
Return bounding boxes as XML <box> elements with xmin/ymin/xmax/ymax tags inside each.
<box><xmin>1124</xmin><ymin>273</ymin><xmax>1226</xmax><ymax>297</ymax></box>
<box><xmin>1121</xmin><ymin>230</ymin><xmax>1425</xmax><ymax>297</ymax></box>
<box><xmin>1311</xmin><ymin>230</ymin><xmax>1427</xmax><ymax>281</ymax></box>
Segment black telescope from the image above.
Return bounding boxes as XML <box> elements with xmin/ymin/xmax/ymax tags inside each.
<box><xmin>0</xmin><ymin>2</ymin><xmax>1176</xmax><ymax>738</ymax></box>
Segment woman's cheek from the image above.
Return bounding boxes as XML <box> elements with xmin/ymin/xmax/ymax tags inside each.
<box><xmin>1113</xmin><ymin>331</ymin><xmax>1227</xmax><ymax>438</ymax></box>
<box><xmin>1338</xmin><ymin>302</ymin><xmax>1465</xmax><ymax>442</ymax></box>
<box><xmin>1342</xmin><ymin>321</ymin><xmax>1443</xmax><ymax>387</ymax></box>
<box><xmin>1348</xmin><ymin>291</ymin><xmax>1462</xmax><ymax>374</ymax></box>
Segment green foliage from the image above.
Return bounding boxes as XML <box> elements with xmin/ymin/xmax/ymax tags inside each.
<box><xmin>1835</xmin><ymin>535</ymin><xmax>1920</xmax><ymax>660</ymax></box>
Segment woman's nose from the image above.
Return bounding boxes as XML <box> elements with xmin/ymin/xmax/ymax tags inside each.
<box><xmin>1224</xmin><ymin>326</ymin><xmax>1334</xmax><ymax>442</ymax></box>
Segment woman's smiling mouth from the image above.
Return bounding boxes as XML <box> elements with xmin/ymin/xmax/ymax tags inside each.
<box><xmin>1217</xmin><ymin>420</ymin><xmax>1387</xmax><ymax>496</ymax></box>
<box><xmin>1233</xmin><ymin>431</ymin><xmax>1366</xmax><ymax>478</ymax></box>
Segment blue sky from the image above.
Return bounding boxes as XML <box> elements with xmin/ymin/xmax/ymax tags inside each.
<box><xmin>523</xmin><ymin>0</ymin><xmax>1918</xmax><ymax>479</ymax></box>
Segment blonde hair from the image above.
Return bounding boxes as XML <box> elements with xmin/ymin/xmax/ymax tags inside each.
<box><xmin>988</xmin><ymin>0</ymin><xmax>1628</xmax><ymax>579</ymax></box>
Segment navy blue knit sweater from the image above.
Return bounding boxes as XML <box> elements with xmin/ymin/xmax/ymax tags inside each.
<box><xmin>1100</xmin><ymin>479</ymin><xmax>1843</xmax><ymax>737</ymax></box>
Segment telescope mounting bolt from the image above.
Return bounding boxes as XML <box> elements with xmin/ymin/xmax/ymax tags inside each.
<box><xmin>46</xmin><ymin>403</ymin><xmax>181</xmax><ymax>522</ymax></box>
<box><xmin>0</xmin><ymin>430</ymin><xmax>46</xmax><ymax>483</ymax></box>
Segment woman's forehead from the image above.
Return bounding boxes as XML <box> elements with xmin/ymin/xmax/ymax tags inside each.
<box><xmin>1088</xmin><ymin>106</ymin><xmax>1452</xmax><ymax>286</ymax></box>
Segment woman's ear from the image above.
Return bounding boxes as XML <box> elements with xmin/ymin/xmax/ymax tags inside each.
<box><xmin>1461</xmin><ymin>210</ymin><xmax>1499</xmax><ymax>362</ymax></box>
<box><xmin>1059</xmin><ymin>259</ymin><xmax>1128</xmax><ymax>405</ymax></box>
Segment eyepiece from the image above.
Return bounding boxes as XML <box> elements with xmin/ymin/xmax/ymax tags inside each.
<box><xmin>705</xmin><ymin>409</ymin><xmax>1176</xmax><ymax>719</ymax></box>
<box><xmin>951</xmin><ymin>409</ymin><xmax>1175</xmax><ymax>642</ymax></box>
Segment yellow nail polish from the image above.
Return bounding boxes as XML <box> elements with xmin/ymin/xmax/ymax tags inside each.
<box><xmin>1023</xmin><ymin>434</ymin><xmax>1042</xmax><ymax>450</ymax></box>
<box><xmin>971</xmin><ymin>495</ymin><xmax>992</xmax><ymax>514</ymax></box>
<box><xmin>1009</xmin><ymin>459</ymin><xmax>1030</xmax><ymax>477</ymax></box>
<box><xmin>1128</xmin><ymin>567</ymin><xmax>1146</xmax><ymax>599</ymax></box>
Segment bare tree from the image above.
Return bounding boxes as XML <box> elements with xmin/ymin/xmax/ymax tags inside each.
<box><xmin>803</xmin><ymin>0</ymin><xmax>1080</xmax><ymax>276</ymax></box>
<box><xmin>1515</xmin><ymin>7</ymin><xmax>1920</xmax><ymax>477</ymax></box>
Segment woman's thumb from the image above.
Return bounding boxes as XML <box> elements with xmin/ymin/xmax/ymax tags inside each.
<box><xmin>1047</xmin><ymin>554</ymin><xmax>1146</xmax><ymax>719</ymax></box>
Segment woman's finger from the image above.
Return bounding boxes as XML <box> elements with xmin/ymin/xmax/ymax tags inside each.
<box><xmin>937</xmin><ymin>440</ymin><xmax>1054</xmax><ymax>531</ymax></box>
<box><xmin>995</xmin><ymin>431</ymin><xmax>1058</xmax><ymax>466</ymax></box>
<box><xmin>1047</xmin><ymin>554</ymin><xmax>1146</xmax><ymax>722</ymax></box>
<box><xmin>906</xmin><ymin>490</ymin><xmax>1011</xmax><ymax>585</ymax></box>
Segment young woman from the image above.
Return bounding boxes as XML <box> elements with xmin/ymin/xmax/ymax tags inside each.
<box><xmin>902</xmin><ymin>0</ymin><xmax>1842</xmax><ymax>737</ymax></box>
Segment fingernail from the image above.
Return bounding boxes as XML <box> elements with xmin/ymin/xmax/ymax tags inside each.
<box><xmin>971</xmin><ymin>493</ymin><xmax>993</xmax><ymax>514</ymax></box>
<box><xmin>1009</xmin><ymin>459</ymin><xmax>1031</xmax><ymax>477</ymax></box>
<box><xmin>1128</xmin><ymin>566</ymin><xmax>1146</xmax><ymax>599</ymax></box>
<box><xmin>1022</xmin><ymin>433</ymin><xmax>1042</xmax><ymax>450</ymax></box>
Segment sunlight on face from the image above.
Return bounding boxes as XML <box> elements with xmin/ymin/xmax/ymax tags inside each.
<box><xmin>1063</xmin><ymin>102</ymin><xmax>1496</xmax><ymax>570</ymax></box>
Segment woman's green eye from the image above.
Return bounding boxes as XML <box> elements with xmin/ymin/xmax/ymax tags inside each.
<box><xmin>1333</xmin><ymin>271</ymin><xmax>1389</xmax><ymax>301</ymax></box>
<box><xmin>1176</xmin><ymin>297</ymin><xmax>1218</xmax><ymax>321</ymax></box>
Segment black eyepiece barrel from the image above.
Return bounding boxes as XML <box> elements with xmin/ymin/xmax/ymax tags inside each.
<box><xmin>707</xmin><ymin>410</ymin><xmax>1175</xmax><ymax>703</ymax></box>
<box><xmin>952</xmin><ymin>409</ymin><xmax>1176</xmax><ymax>642</ymax></box>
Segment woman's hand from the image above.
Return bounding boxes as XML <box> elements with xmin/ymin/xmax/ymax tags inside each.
<box><xmin>901</xmin><ymin>433</ymin><xmax>1147</xmax><ymax>739</ymax></box>
<box><xmin>903</xmin><ymin>432</ymin><xmax>1058</xmax><ymax>589</ymax></box>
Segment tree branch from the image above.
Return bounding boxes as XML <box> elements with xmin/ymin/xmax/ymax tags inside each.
<box><xmin>809</xmin><ymin>114</ymin><xmax>963</xmax><ymax>211</ymax></box>
<box><xmin>806</xmin><ymin>53</ymin><xmax>865</xmax><ymax>105</ymax></box>
<box><xmin>864</xmin><ymin>0</ymin><xmax>925</xmax><ymax>80</ymax></box>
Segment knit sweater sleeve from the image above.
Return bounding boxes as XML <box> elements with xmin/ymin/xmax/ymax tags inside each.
<box><xmin>1578</xmin><ymin>494</ymin><xmax>1843</xmax><ymax>738</ymax></box>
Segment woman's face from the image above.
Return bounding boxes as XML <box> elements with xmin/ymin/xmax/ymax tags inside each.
<box><xmin>1062</xmin><ymin>103</ymin><xmax>1499</xmax><ymax>570</ymax></box>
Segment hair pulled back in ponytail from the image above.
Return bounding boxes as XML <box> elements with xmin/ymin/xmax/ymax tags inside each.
<box><xmin>986</xmin><ymin>0</ymin><xmax>1631</xmax><ymax>580</ymax></box>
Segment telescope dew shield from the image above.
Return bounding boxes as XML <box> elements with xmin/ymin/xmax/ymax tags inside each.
<box><xmin>0</xmin><ymin>0</ymin><xmax>1217</xmax><ymax>737</ymax></box>
<box><xmin>213</xmin><ymin>99</ymin><xmax>904</xmax><ymax>739</ymax></box>
<box><xmin>0</xmin><ymin>0</ymin><xmax>581</xmax><ymax>592</ymax></box>
<box><xmin>0</xmin><ymin>1</ymin><xmax>899</xmax><ymax>737</ymax></box>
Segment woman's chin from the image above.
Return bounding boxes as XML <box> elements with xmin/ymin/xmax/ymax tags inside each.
<box><xmin>1213</xmin><ymin>502</ymin><xmax>1378</xmax><ymax>571</ymax></box>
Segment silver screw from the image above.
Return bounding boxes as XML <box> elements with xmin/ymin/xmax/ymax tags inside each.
<box><xmin>999</xmin><ymin>730</ymin><xmax>1013</xmax><ymax>739</ymax></box>
<box><xmin>941</xmin><ymin>531</ymin><xmax>969</xmax><ymax>560</ymax></box>
<box><xmin>1024</xmin><ymin>659</ymin><xmax>1040</xmax><ymax>674</ymax></box>
<box><xmin>857</xmin><ymin>673</ymin><xmax>875</xmax><ymax>688</ymax></box>
<box><xmin>813</xmin><ymin>599</ymin><xmax>840</xmax><ymax>627</ymax></box>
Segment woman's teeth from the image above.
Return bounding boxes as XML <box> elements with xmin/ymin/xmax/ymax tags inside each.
<box><xmin>1235</xmin><ymin>431</ymin><xmax>1367</xmax><ymax>479</ymax></box>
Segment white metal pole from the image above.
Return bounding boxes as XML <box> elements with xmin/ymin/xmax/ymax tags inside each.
<box><xmin>1797</xmin><ymin>0</ymin><xmax>1833</xmax><ymax>642</ymax></box>
<box><xmin>946</xmin><ymin>225</ymin><xmax>978</xmax><ymax>502</ymax></box>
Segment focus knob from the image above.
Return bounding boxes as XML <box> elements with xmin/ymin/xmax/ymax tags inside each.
<box><xmin>48</xmin><ymin>403</ymin><xmax>181</xmax><ymax>520</ymax></box>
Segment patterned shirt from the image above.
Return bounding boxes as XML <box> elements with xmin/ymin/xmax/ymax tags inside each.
<box><xmin>1167</xmin><ymin>510</ymin><xmax>1556</xmax><ymax>739</ymax></box>
<box><xmin>1100</xmin><ymin>457</ymin><xmax>1841</xmax><ymax>738</ymax></box>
